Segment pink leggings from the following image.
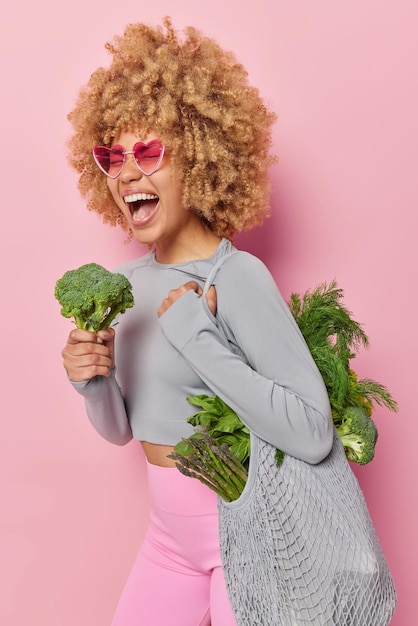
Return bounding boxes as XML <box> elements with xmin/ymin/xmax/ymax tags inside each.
<box><xmin>111</xmin><ymin>460</ymin><xmax>237</xmax><ymax>626</ymax></box>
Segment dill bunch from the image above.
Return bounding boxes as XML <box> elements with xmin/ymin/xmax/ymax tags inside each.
<box><xmin>289</xmin><ymin>280</ymin><xmax>398</xmax><ymax>422</ymax></box>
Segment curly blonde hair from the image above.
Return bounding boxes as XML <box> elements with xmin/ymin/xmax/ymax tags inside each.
<box><xmin>67</xmin><ymin>17</ymin><xmax>277</xmax><ymax>239</ymax></box>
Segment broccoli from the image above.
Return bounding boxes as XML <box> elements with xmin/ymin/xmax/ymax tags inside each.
<box><xmin>55</xmin><ymin>263</ymin><xmax>134</xmax><ymax>332</ymax></box>
<box><xmin>335</xmin><ymin>406</ymin><xmax>378</xmax><ymax>465</ymax></box>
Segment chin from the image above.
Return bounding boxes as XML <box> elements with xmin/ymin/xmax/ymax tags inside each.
<box><xmin>130</xmin><ymin>228</ymin><xmax>156</xmax><ymax>248</ymax></box>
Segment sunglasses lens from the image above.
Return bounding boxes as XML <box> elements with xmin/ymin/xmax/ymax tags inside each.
<box><xmin>133</xmin><ymin>141</ymin><xmax>164</xmax><ymax>175</ymax></box>
<box><xmin>93</xmin><ymin>146</ymin><xmax>124</xmax><ymax>177</ymax></box>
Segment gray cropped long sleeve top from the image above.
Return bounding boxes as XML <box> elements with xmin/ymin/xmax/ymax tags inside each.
<box><xmin>71</xmin><ymin>238</ymin><xmax>333</xmax><ymax>464</ymax></box>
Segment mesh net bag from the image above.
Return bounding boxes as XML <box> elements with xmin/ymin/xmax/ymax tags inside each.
<box><xmin>204</xmin><ymin>250</ymin><xmax>396</xmax><ymax>624</ymax></box>
<box><xmin>219</xmin><ymin>431</ymin><xmax>397</xmax><ymax>625</ymax></box>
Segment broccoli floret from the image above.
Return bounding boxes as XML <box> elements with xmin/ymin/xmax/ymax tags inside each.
<box><xmin>336</xmin><ymin>406</ymin><xmax>378</xmax><ymax>465</ymax></box>
<box><xmin>55</xmin><ymin>263</ymin><xmax>134</xmax><ymax>332</ymax></box>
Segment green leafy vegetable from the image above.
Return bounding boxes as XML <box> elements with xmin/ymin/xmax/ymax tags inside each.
<box><xmin>185</xmin><ymin>395</ymin><xmax>251</xmax><ymax>468</ymax></box>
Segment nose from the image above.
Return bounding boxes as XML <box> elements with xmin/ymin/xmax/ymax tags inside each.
<box><xmin>119</xmin><ymin>153</ymin><xmax>143</xmax><ymax>182</ymax></box>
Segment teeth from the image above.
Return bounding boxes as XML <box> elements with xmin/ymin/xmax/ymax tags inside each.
<box><xmin>125</xmin><ymin>193</ymin><xmax>158</xmax><ymax>204</ymax></box>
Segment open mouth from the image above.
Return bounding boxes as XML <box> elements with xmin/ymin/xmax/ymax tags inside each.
<box><xmin>125</xmin><ymin>193</ymin><xmax>159</xmax><ymax>223</ymax></box>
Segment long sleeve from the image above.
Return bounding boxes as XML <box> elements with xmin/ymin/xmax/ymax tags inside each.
<box><xmin>159</xmin><ymin>252</ymin><xmax>333</xmax><ymax>464</ymax></box>
<box><xmin>70</xmin><ymin>371</ymin><xmax>133</xmax><ymax>445</ymax></box>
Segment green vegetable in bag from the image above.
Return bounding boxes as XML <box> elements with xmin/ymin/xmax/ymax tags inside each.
<box><xmin>172</xmin><ymin>280</ymin><xmax>398</xmax><ymax>500</ymax></box>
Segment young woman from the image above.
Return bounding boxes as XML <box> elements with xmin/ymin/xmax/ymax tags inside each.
<box><xmin>61</xmin><ymin>18</ymin><xmax>334</xmax><ymax>625</ymax></box>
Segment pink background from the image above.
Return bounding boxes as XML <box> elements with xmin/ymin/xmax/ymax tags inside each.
<box><xmin>1</xmin><ymin>1</ymin><xmax>416</xmax><ymax>624</ymax></box>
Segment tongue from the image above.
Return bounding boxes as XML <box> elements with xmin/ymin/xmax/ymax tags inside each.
<box><xmin>132</xmin><ymin>199</ymin><xmax>158</xmax><ymax>222</ymax></box>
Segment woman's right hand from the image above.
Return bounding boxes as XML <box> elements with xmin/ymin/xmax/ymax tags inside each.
<box><xmin>61</xmin><ymin>328</ymin><xmax>115</xmax><ymax>382</ymax></box>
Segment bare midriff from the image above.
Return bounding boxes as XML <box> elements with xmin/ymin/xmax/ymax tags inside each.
<box><xmin>141</xmin><ymin>441</ymin><xmax>177</xmax><ymax>467</ymax></box>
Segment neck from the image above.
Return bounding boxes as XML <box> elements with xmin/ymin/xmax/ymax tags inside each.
<box><xmin>154</xmin><ymin>225</ymin><xmax>222</xmax><ymax>265</ymax></box>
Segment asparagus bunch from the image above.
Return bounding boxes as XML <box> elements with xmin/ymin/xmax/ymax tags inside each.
<box><xmin>168</xmin><ymin>432</ymin><xmax>248</xmax><ymax>502</ymax></box>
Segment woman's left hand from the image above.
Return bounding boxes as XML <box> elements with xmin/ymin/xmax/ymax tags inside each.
<box><xmin>157</xmin><ymin>281</ymin><xmax>217</xmax><ymax>317</ymax></box>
